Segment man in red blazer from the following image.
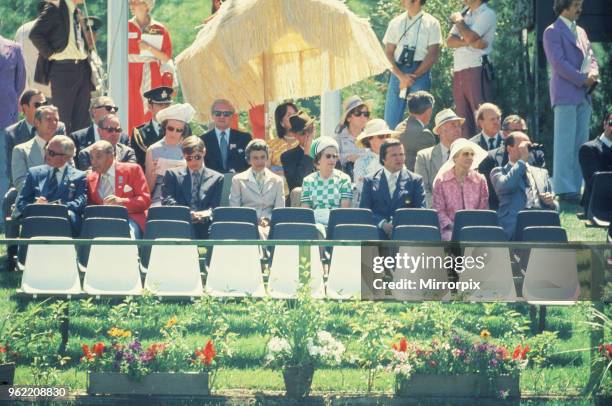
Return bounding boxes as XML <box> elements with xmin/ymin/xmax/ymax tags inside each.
<box><xmin>87</xmin><ymin>140</ymin><xmax>151</xmax><ymax>238</ymax></box>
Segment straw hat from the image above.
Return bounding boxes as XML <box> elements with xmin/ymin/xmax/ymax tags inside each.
<box><xmin>339</xmin><ymin>95</ymin><xmax>374</xmax><ymax>125</ymax></box>
<box><xmin>309</xmin><ymin>136</ymin><xmax>339</xmax><ymax>158</ymax></box>
<box><xmin>432</xmin><ymin>108</ymin><xmax>465</xmax><ymax>135</ymax></box>
<box><xmin>289</xmin><ymin>111</ymin><xmax>315</xmax><ymax>133</ymax></box>
<box><xmin>356</xmin><ymin>118</ymin><xmax>400</xmax><ymax>148</ymax></box>
<box><xmin>433</xmin><ymin>138</ymin><xmax>488</xmax><ymax>183</ymax></box>
<box><xmin>156</xmin><ymin>103</ymin><xmax>195</xmax><ymax>124</ymax></box>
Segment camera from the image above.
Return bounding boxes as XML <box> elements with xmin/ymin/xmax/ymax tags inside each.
<box><xmin>527</xmin><ymin>143</ymin><xmax>544</xmax><ymax>152</ymax></box>
<box><xmin>397</xmin><ymin>46</ymin><xmax>416</xmax><ymax>67</ymax></box>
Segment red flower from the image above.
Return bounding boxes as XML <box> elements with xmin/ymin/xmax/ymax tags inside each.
<box><xmin>521</xmin><ymin>345</ymin><xmax>530</xmax><ymax>359</ymax></box>
<box><xmin>0</xmin><ymin>345</ymin><xmax>6</xmax><ymax>353</ymax></box>
<box><xmin>600</xmin><ymin>344</ymin><xmax>612</xmax><ymax>359</ymax></box>
<box><xmin>81</xmin><ymin>344</ymin><xmax>94</xmax><ymax>361</ymax></box>
<box><xmin>146</xmin><ymin>343</ymin><xmax>167</xmax><ymax>358</ymax></box>
<box><xmin>93</xmin><ymin>342</ymin><xmax>105</xmax><ymax>357</ymax></box>
<box><xmin>429</xmin><ymin>360</ymin><xmax>438</xmax><ymax>368</ymax></box>
<box><xmin>392</xmin><ymin>337</ymin><xmax>408</xmax><ymax>352</ymax></box>
<box><xmin>195</xmin><ymin>340</ymin><xmax>216</xmax><ymax>366</ymax></box>
<box><xmin>512</xmin><ymin>344</ymin><xmax>530</xmax><ymax>360</ymax></box>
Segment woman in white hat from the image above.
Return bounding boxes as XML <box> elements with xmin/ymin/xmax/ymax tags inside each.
<box><xmin>353</xmin><ymin>119</ymin><xmax>400</xmax><ymax>203</ymax></box>
<box><xmin>334</xmin><ymin>95</ymin><xmax>373</xmax><ymax>180</ymax></box>
<box><xmin>145</xmin><ymin>103</ymin><xmax>195</xmax><ymax>205</ymax></box>
<box><xmin>432</xmin><ymin>138</ymin><xmax>489</xmax><ymax>240</ymax></box>
<box><xmin>301</xmin><ymin>136</ymin><xmax>353</xmax><ymax>235</ymax></box>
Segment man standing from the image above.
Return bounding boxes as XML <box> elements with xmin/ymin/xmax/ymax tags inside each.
<box><xmin>281</xmin><ymin>112</ymin><xmax>315</xmax><ymax>206</ymax></box>
<box><xmin>30</xmin><ymin>0</ymin><xmax>93</xmax><ymax>134</ymax></box>
<box><xmin>360</xmin><ymin>139</ymin><xmax>426</xmax><ymax>239</ymax></box>
<box><xmin>491</xmin><ymin>132</ymin><xmax>558</xmax><ymax>239</ymax></box>
<box><xmin>383</xmin><ymin>0</ymin><xmax>441</xmax><ymax>129</ymax></box>
<box><xmin>0</xmin><ymin>35</ymin><xmax>26</xmax><ymax>130</ymax></box>
<box><xmin>77</xmin><ymin>114</ymin><xmax>136</xmax><ymax>170</ymax></box>
<box><xmin>394</xmin><ymin>90</ymin><xmax>436</xmax><ymax>171</ymax></box>
<box><xmin>469</xmin><ymin>103</ymin><xmax>502</xmax><ymax>151</ymax></box>
<box><xmin>579</xmin><ymin>110</ymin><xmax>612</xmax><ymax>211</ymax></box>
<box><xmin>162</xmin><ymin>136</ymin><xmax>224</xmax><ymax>239</ymax></box>
<box><xmin>447</xmin><ymin>0</ymin><xmax>497</xmax><ymax>138</ymax></box>
<box><xmin>415</xmin><ymin>108</ymin><xmax>463</xmax><ymax>206</ymax></box>
<box><xmin>201</xmin><ymin>99</ymin><xmax>252</xmax><ymax>174</ymax></box>
<box><xmin>13</xmin><ymin>135</ymin><xmax>86</xmax><ymax>234</ymax></box>
<box><xmin>87</xmin><ymin>140</ymin><xmax>151</xmax><ymax>239</ymax></box>
<box><xmin>543</xmin><ymin>0</ymin><xmax>599</xmax><ymax>203</ymax></box>
<box><xmin>70</xmin><ymin>96</ymin><xmax>127</xmax><ymax>157</ymax></box>
<box><xmin>131</xmin><ymin>86</ymin><xmax>173</xmax><ymax>168</ymax></box>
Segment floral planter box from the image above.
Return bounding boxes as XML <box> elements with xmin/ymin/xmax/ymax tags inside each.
<box><xmin>87</xmin><ymin>372</ymin><xmax>209</xmax><ymax>396</ymax></box>
<box><xmin>0</xmin><ymin>363</ymin><xmax>16</xmax><ymax>386</ymax></box>
<box><xmin>397</xmin><ymin>374</ymin><xmax>520</xmax><ymax>399</ymax></box>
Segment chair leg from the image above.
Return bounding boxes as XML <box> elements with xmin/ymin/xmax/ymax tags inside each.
<box><xmin>538</xmin><ymin>305</ymin><xmax>547</xmax><ymax>333</ymax></box>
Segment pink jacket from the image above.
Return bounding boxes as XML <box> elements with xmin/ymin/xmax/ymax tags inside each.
<box><xmin>432</xmin><ymin>169</ymin><xmax>489</xmax><ymax>240</ymax></box>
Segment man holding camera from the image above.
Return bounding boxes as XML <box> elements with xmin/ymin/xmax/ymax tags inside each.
<box><xmin>383</xmin><ymin>0</ymin><xmax>441</xmax><ymax>130</ymax></box>
<box><xmin>543</xmin><ymin>0</ymin><xmax>598</xmax><ymax>203</ymax></box>
<box><xmin>447</xmin><ymin>0</ymin><xmax>497</xmax><ymax>139</ymax></box>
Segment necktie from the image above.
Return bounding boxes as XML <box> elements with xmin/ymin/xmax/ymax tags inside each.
<box><xmin>255</xmin><ymin>171</ymin><xmax>265</xmax><ymax>193</ymax></box>
<box><xmin>98</xmin><ymin>174</ymin><xmax>113</xmax><ymax>200</ymax></box>
<box><xmin>47</xmin><ymin>168</ymin><xmax>59</xmax><ymax>197</ymax></box>
<box><xmin>488</xmin><ymin>137</ymin><xmax>496</xmax><ymax>150</ymax></box>
<box><xmin>30</xmin><ymin>126</ymin><xmax>36</xmax><ymax>139</ymax></box>
<box><xmin>570</xmin><ymin>21</ymin><xmax>577</xmax><ymax>39</ymax></box>
<box><xmin>388</xmin><ymin>173</ymin><xmax>397</xmax><ymax>198</ymax></box>
<box><xmin>73</xmin><ymin>9</ymin><xmax>84</xmax><ymax>51</ymax></box>
<box><xmin>219</xmin><ymin>131</ymin><xmax>228</xmax><ymax>170</ymax></box>
<box><xmin>191</xmin><ymin>171</ymin><xmax>201</xmax><ymax>209</ymax></box>
<box><xmin>524</xmin><ymin>168</ymin><xmax>540</xmax><ymax>209</ymax></box>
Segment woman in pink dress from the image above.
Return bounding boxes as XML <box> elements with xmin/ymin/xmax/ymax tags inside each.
<box><xmin>432</xmin><ymin>138</ymin><xmax>489</xmax><ymax>240</ymax></box>
<box><xmin>128</xmin><ymin>0</ymin><xmax>173</xmax><ymax>135</ymax></box>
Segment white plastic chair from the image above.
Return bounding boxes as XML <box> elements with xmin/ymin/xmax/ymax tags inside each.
<box><xmin>391</xmin><ymin>246</ymin><xmax>451</xmax><ymax>301</ymax></box>
<box><xmin>205</xmin><ymin>245</ymin><xmax>266</xmax><ymax>297</ymax></box>
<box><xmin>267</xmin><ymin>245</ymin><xmax>325</xmax><ymax>299</ymax></box>
<box><xmin>522</xmin><ymin>248</ymin><xmax>580</xmax><ymax>304</ymax></box>
<box><xmin>144</xmin><ymin>239</ymin><xmax>203</xmax><ymax>297</ymax></box>
<box><xmin>83</xmin><ymin>237</ymin><xmax>142</xmax><ymax>296</ymax></box>
<box><xmin>326</xmin><ymin>246</ymin><xmax>368</xmax><ymax>300</ymax></box>
<box><xmin>21</xmin><ymin>236</ymin><xmax>81</xmax><ymax>296</ymax></box>
<box><xmin>460</xmin><ymin>247</ymin><xmax>518</xmax><ymax>301</ymax></box>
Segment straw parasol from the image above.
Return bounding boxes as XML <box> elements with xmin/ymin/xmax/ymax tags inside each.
<box><xmin>175</xmin><ymin>0</ymin><xmax>390</xmax><ymax>122</ymax></box>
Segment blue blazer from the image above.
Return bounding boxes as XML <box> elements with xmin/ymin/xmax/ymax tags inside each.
<box><xmin>491</xmin><ymin>160</ymin><xmax>558</xmax><ymax>239</ymax></box>
<box><xmin>14</xmin><ymin>164</ymin><xmax>87</xmax><ymax>217</ymax></box>
<box><xmin>360</xmin><ymin>167</ymin><xmax>426</xmax><ymax>225</ymax></box>
<box><xmin>161</xmin><ymin>166</ymin><xmax>224</xmax><ymax>211</ymax></box>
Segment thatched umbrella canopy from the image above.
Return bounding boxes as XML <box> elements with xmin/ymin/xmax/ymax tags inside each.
<box><xmin>176</xmin><ymin>0</ymin><xmax>390</xmax><ymax>122</ymax></box>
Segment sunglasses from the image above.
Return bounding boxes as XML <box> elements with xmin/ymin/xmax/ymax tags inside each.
<box><xmin>33</xmin><ymin>101</ymin><xmax>49</xmax><ymax>108</ymax></box>
<box><xmin>46</xmin><ymin>149</ymin><xmax>68</xmax><ymax>157</ymax></box>
<box><xmin>101</xmin><ymin>127</ymin><xmax>122</xmax><ymax>134</ymax></box>
<box><xmin>324</xmin><ymin>153</ymin><xmax>339</xmax><ymax>160</ymax></box>
<box><xmin>166</xmin><ymin>125</ymin><xmax>185</xmax><ymax>133</ymax></box>
<box><xmin>185</xmin><ymin>154</ymin><xmax>203</xmax><ymax>162</ymax></box>
<box><xmin>212</xmin><ymin>110</ymin><xmax>233</xmax><ymax>117</ymax></box>
<box><xmin>95</xmin><ymin>105</ymin><xmax>119</xmax><ymax>113</ymax></box>
<box><xmin>352</xmin><ymin>110</ymin><xmax>370</xmax><ymax>118</ymax></box>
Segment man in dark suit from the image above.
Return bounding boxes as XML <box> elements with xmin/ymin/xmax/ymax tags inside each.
<box><xmin>77</xmin><ymin>114</ymin><xmax>136</xmax><ymax>170</ymax></box>
<box><xmin>469</xmin><ymin>103</ymin><xmax>503</xmax><ymax>151</ymax></box>
<box><xmin>13</xmin><ymin>135</ymin><xmax>87</xmax><ymax>235</ymax></box>
<box><xmin>201</xmin><ymin>99</ymin><xmax>251</xmax><ymax>174</ymax></box>
<box><xmin>281</xmin><ymin>111</ymin><xmax>315</xmax><ymax>206</ymax></box>
<box><xmin>360</xmin><ymin>139</ymin><xmax>426</xmax><ymax>239</ymax></box>
<box><xmin>579</xmin><ymin>110</ymin><xmax>612</xmax><ymax>211</ymax></box>
<box><xmin>394</xmin><ymin>91</ymin><xmax>437</xmax><ymax>172</ymax></box>
<box><xmin>478</xmin><ymin>117</ymin><xmax>546</xmax><ymax>210</ymax></box>
<box><xmin>131</xmin><ymin>86</ymin><xmax>173</xmax><ymax>168</ymax></box>
<box><xmin>70</xmin><ymin>96</ymin><xmax>128</xmax><ymax>158</ymax></box>
<box><xmin>162</xmin><ymin>136</ymin><xmax>224</xmax><ymax>238</ymax></box>
<box><xmin>491</xmin><ymin>132</ymin><xmax>558</xmax><ymax>239</ymax></box>
<box><xmin>29</xmin><ymin>0</ymin><xmax>93</xmax><ymax>134</ymax></box>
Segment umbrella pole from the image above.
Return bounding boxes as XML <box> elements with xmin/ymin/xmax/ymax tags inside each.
<box><xmin>262</xmin><ymin>52</ymin><xmax>269</xmax><ymax>140</ymax></box>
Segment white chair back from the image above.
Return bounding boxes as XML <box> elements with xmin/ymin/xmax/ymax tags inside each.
<box><xmin>205</xmin><ymin>245</ymin><xmax>266</xmax><ymax>297</ymax></box>
<box><xmin>268</xmin><ymin>245</ymin><xmax>325</xmax><ymax>299</ymax></box>
<box><xmin>144</xmin><ymin>239</ymin><xmax>203</xmax><ymax>297</ymax></box>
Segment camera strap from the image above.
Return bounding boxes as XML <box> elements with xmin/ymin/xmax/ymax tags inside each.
<box><xmin>398</xmin><ymin>13</ymin><xmax>423</xmax><ymax>45</ymax></box>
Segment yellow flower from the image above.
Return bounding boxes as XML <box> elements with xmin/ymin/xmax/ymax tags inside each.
<box><xmin>480</xmin><ymin>329</ymin><xmax>491</xmax><ymax>339</ymax></box>
<box><xmin>165</xmin><ymin>317</ymin><xmax>178</xmax><ymax>329</ymax></box>
<box><xmin>108</xmin><ymin>327</ymin><xmax>132</xmax><ymax>339</ymax></box>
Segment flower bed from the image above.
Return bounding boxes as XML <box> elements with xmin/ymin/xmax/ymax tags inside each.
<box><xmin>87</xmin><ymin>371</ymin><xmax>209</xmax><ymax>396</ymax></box>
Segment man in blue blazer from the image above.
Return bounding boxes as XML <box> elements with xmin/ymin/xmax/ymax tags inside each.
<box><xmin>13</xmin><ymin>135</ymin><xmax>87</xmax><ymax>235</ymax></box>
<box><xmin>360</xmin><ymin>139</ymin><xmax>426</xmax><ymax>239</ymax></box>
<box><xmin>491</xmin><ymin>132</ymin><xmax>558</xmax><ymax>239</ymax></box>
<box><xmin>161</xmin><ymin>136</ymin><xmax>224</xmax><ymax>238</ymax></box>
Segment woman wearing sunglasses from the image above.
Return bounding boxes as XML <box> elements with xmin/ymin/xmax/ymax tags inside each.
<box><xmin>301</xmin><ymin>136</ymin><xmax>353</xmax><ymax>236</ymax></box>
<box><xmin>333</xmin><ymin>95</ymin><xmax>373</xmax><ymax>181</ymax></box>
<box><xmin>353</xmin><ymin>119</ymin><xmax>401</xmax><ymax>204</ymax></box>
<box><xmin>145</xmin><ymin>103</ymin><xmax>194</xmax><ymax>205</ymax></box>
<box><xmin>268</xmin><ymin>101</ymin><xmax>299</xmax><ymax>176</ymax></box>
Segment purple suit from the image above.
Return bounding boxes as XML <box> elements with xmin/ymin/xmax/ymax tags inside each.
<box><xmin>0</xmin><ymin>35</ymin><xmax>26</xmax><ymax>129</ymax></box>
<box><xmin>543</xmin><ymin>18</ymin><xmax>598</xmax><ymax>107</ymax></box>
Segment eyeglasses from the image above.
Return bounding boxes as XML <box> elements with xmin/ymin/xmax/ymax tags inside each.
<box><xmin>212</xmin><ymin>110</ymin><xmax>233</xmax><ymax>117</ymax></box>
<box><xmin>352</xmin><ymin>110</ymin><xmax>370</xmax><ymax>118</ymax></box>
<box><xmin>46</xmin><ymin>149</ymin><xmax>68</xmax><ymax>157</ymax></box>
<box><xmin>324</xmin><ymin>153</ymin><xmax>339</xmax><ymax>160</ymax></box>
<box><xmin>101</xmin><ymin>127</ymin><xmax>122</xmax><ymax>133</ymax></box>
<box><xmin>95</xmin><ymin>105</ymin><xmax>119</xmax><ymax>113</ymax></box>
<box><xmin>166</xmin><ymin>125</ymin><xmax>185</xmax><ymax>133</ymax></box>
<box><xmin>185</xmin><ymin>154</ymin><xmax>203</xmax><ymax>162</ymax></box>
<box><xmin>33</xmin><ymin>101</ymin><xmax>49</xmax><ymax>108</ymax></box>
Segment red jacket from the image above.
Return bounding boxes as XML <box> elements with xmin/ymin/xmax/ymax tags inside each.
<box><xmin>87</xmin><ymin>162</ymin><xmax>151</xmax><ymax>231</ymax></box>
